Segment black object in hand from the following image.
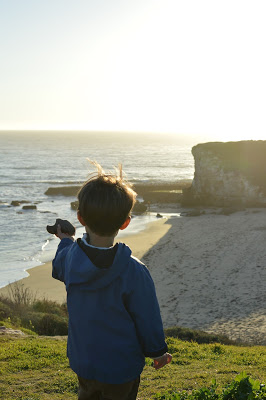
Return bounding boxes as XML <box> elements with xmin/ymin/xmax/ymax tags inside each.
<box><xmin>46</xmin><ymin>218</ymin><xmax>75</xmax><ymax>236</ymax></box>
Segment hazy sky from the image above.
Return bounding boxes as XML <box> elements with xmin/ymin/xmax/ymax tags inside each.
<box><xmin>0</xmin><ymin>0</ymin><xmax>265</xmax><ymax>141</ymax></box>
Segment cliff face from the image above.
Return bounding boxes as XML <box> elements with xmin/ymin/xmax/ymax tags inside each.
<box><xmin>190</xmin><ymin>141</ymin><xmax>266</xmax><ymax>207</ymax></box>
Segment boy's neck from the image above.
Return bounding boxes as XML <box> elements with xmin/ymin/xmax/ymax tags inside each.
<box><xmin>85</xmin><ymin>228</ymin><xmax>115</xmax><ymax>248</ymax></box>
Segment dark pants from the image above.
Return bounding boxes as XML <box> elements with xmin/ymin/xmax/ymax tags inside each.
<box><xmin>77</xmin><ymin>376</ymin><xmax>140</xmax><ymax>400</ymax></box>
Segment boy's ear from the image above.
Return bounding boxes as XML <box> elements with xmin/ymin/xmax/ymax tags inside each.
<box><xmin>120</xmin><ymin>217</ymin><xmax>131</xmax><ymax>231</ymax></box>
<box><xmin>77</xmin><ymin>210</ymin><xmax>86</xmax><ymax>226</ymax></box>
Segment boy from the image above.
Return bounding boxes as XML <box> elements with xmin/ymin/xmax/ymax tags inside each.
<box><xmin>52</xmin><ymin>162</ymin><xmax>172</xmax><ymax>400</ymax></box>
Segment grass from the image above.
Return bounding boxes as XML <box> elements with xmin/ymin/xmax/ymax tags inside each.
<box><xmin>0</xmin><ymin>335</ymin><xmax>265</xmax><ymax>400</ymax></box>
<box><xmin>1</xmin><ymin>284</ymin><xmax>265</xmax><ymax>399</ymax></box>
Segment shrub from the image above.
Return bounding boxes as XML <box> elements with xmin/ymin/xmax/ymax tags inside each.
<box><xmin>222</xmin><ymin>372</ymin><xmax>266</xmax><ymax>400</ymax></box>
<box><xmin>0</xmin><ymin>300</ymin><xmax>13</xmax><ymax>320</ymax></box>
<box><xmin>21</xmin><ymin>312</ymin><xmax>68</xmax><ymax>335</ymax></box>
<box><xmin>32</xmin><ymin>299</ymin><xmax>67</xmax><ymax>317</ymax></box>
<box><xmin>164</xmin><ymin>326</ymin><xmax>238</xmax><ymax>345</ymax></box>
<box><xmin>7</xmin><ymin>282</ymin><xmax>36</xmax><ymax>306</ymax></box>
<box><xmin>0</xmin><ymin>287</ymin><xmax>69</xmax><ymax>335</ymax></box>
<box><xmin>154</xmin><ymin>372</ymin><xmax>266</xmax><ymax>399</ymax></box>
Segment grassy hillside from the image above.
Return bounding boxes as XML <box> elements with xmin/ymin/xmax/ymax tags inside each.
<box><xmin>0</xmin><ymin>335</ymin><xmax>265</xmax><ymax>400</ymax></box>
<box><xmin>1</xmin><ymin>285</ymin><xmax>265</xmax><ymax>399</ymax></box>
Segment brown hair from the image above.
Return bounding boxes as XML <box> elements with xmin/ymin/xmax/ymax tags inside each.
<box><xmin>78</xmin><ymin>161</ymin><xmax>137</xmax><ymax>236</ymax></box>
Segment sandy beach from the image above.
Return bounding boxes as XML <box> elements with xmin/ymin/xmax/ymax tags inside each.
<box><xmin>1</xmin><ymin>205</ymin><xmax>266</xmax><ymax>345</ymax></box>
<box><xmin>0</xmin><ymin>218</ymin><xmax>171</xmax><ymax>305</ymax></box>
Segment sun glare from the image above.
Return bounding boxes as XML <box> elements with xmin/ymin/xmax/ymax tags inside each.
<box><xmin>0</xmin><ymin>1</ymin><xmax>266</xmax><ymax>141</ymax></box>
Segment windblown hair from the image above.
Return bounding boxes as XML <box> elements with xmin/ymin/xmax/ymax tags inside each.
<box><xmin>78</xmin><ymin>161</ymin><xmax>137</xmax><ymax>236</ymax></box>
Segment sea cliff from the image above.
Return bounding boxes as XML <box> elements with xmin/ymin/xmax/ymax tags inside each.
<box><xmin>185</xmin><ymin>140</ymin><xmax>266</xmax><ymax>207</ymax></box>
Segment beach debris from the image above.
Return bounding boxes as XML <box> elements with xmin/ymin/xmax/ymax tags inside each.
<box><xmin>46</xmin><ymin>218</ymin><xmax>76</xmax><ymax>236</ymax></box>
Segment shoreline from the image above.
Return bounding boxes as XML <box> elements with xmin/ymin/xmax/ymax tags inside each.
<box><xmin>0</xmin><ymin>217</ymin><xmax>171</xmax><ymax>304</ymax></box>
<box><xmin>1</xmin><ymin>204</ymin><xmax>266</xmax><ymax>345</ymax></box>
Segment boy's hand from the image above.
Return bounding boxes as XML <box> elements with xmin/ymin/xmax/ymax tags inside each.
<box><xmin>153</xmin><ymin>353</ymin><xmax>172</xmax><ymax>370</ymax></box>
<box><xmin>55</xmin><ymin>224</ymin><xmax>75</xmax><ymax>241</ymax></box>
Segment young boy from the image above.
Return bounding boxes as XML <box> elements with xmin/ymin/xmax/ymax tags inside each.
<box><xmin>52</xmin><ymin>162</ymin><xmax>172</xmax><ymax>400</ymax></box>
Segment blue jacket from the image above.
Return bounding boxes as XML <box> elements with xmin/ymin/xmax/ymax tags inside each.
<box><xmin>52</xmin><ymin>238</ymin><xmax>167</xmax><ymax>384</ymax></box>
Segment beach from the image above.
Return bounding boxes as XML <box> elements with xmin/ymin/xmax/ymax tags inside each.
<box><xmin>1</xmin><ymin>203</ymin><xmax>265</xmax><ymax>345</ymax></box>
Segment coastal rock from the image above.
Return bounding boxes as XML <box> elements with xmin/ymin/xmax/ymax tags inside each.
<box><xmin>22</xmin><ymin>205</ymin><xmax>37</xmax><ymax>210</ymax></box>
<box><xmin>156</xmin><ymin>213</ymin><xmax>163</xmax><ymax>218</ymax></box>
<box><xmin>45</xmin><ymin>186</ymin><xmax>81</xmax><ymax>196</ymax></box>
<box><xmin>45</xmin><ymin>183</ymin><xmax>191</xmax><ymax>203</ymax></box>
<box><xmin>133</xmin><ymin>201</ymin><xmax>147</xmax><ymax>214</ymax></box>
<box><xmin>11</xmin><ymin>201</ymin><xmax>20</xmax><ymax>206</ymax></box>
<box><xmin>142</xmin><ymin>191</ymin><xmax>182</xmax><ymax>204</ymax></box>
<box><xmin>186</xmin><ymin>141</ymin><xmax>266</xmax><ymax>207</ymax></box>
<box><xmin>11</xmin><ymin>200</ymin><xmax>30</xmax><ymax>206</ymax></box>
<box><xmin>71</xmin><ymin>201</ymin><xmax>78</xmax><ymax>210</ymax></box>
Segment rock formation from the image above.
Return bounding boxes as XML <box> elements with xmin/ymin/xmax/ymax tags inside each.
<box><xmin>186</xmin><ymin>141</ymin><xmax>266</xmax><ymax>207</ymax></box>
<box><xmin>22</xmin><ymin>205</ymin><xmax>37</xmax><ymax>210</ymax></box>
<box><xmin>0</xmin><ymin>326</ymin><xmax>26</xmax><ymax>336</ymax></box>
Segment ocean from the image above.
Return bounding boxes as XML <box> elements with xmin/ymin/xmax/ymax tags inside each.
<box><xmin>0</xmin><ymin>131</ymin><xmax>195</xmax><ymax>288</ymax></box>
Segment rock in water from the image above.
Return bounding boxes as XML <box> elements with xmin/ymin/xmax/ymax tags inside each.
<box><xmin>71</xmin><ymin>201</ymin><xmax>79</xmax><ymax>210</ymax></box>
<box><xmin>22</xmin><ymin>205</ymin><xmax>37</xmax><ymax>210</ymax></box>
<box><xmin>11</xmin><ymin>200</ymin><xmax>20</xmax><ymax>206</ymax></box>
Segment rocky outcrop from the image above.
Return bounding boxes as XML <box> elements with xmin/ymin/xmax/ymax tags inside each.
<box><xmin>71</xmin><ymin>201</ymin><xmax>78</xmax><ymax>210</ymax></box>
<box><xmin>0</xmin><ymin>326</ymin><xmax>26</xmax><ymax>336</ymax></box>
<box><xmin>186</xmin><ymin>141</ymin><xmax>266</xmax><ymax>207</ymax></box>
<box><xmin>22</xmin><ymin>205</ymin><xmax>37</xmax><ymax>210</ymax></box>
<box><xmin>45</xmin><ymin>186</ymin><xmax>81</xmax><ymax>196</ymax></box>
<box><xmin>11</xmin><ymin>200</ymin><xmax>30</xmax><ymax>206</ymax></box>
<box><xmin>45</xmin><ymin>182</ymin><xmax>191</xmax><ymax>198</ymax></box>
<box><xmin>133</xmin><ymin>201</ymin><xmax>147</xmax><ymax>214</ymax></box>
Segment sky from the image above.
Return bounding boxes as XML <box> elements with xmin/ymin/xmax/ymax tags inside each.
<box><xmin>0</xmin><ymin>0</ymin><xmax>266</xmax><ymax>142</ymax></box>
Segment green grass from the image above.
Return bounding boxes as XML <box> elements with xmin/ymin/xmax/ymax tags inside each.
<box><xmin>0</xmin><ymin>336</ymin><xmax>265</xmax><ymax>400</ymax></box>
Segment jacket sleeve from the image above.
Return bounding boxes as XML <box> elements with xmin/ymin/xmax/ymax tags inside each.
<box><xmin>52</xmin><ymin>238</ymin><xmax>74</xmax><ymax>283</ymax></box>
<box><xmin>125</xmin><ymin>262</ymin><xmax>168</xmax><ymax>358</ymax></box>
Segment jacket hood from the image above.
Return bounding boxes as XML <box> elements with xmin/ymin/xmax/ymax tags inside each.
<box><xmin>64</xmin><ymin>241</ymin><xmax>132</xmax><ymax>290</ymax></box>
